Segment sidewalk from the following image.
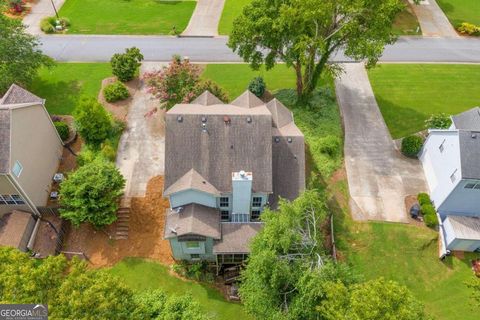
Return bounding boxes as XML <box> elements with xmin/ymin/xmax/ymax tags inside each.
<box><xmin>409</xmin><ymin>0</ymin><xmax>458</xmax><ymax>37</ymax></box>
<box><xmin>23</xmin><ymin>0</ymin><xmax>66</xmax><ymax>35</ymax></box>
<box><xmin>182</xmin><ymin>0</ymin><xmax>225</xmax><ymax>37</ymax></box>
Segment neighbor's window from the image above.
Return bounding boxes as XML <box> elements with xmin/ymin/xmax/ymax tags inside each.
<box><xmin>186</xmin><ymin>241</ymin><xmax>200</xmax><ymax>249</ymax></box>
<box><xmin>450</xmin><ymin>170</ymin><xmax>457</xmax><ymax>183</ymax></box>
<box><xmin>252</xmin><ymin>197</ymin><xmax>262</xmax><ymax>207</ymax></box>
<box><xmin>219</xmin><ymin>197</ymin><xmax>229</xmax><ymax>208</ymax></box>
<box><xmin>0</xmin><ymin>195</ymin><xmax>16</xmax><ymax>205</ymax></box>
<box><xmin>11</xmin><ymin>195</ymin><xmax>25</xmax><ymax>205</ymax></box>
<box><xmin>221</xmin><ymin>210</ymin><xmax>230</xmax><ymax>221</ymax></box>
<box><xmin>251</xmin><ymin>210</ymin><xmax>261</xmax><ymax>221</ymax></box>
<box><xmin>12</xmin><ymin>161</ymin><xmax>23</xmax><ymax>178</ymax></box>
<box><xmin>190</xmin><ymin>254</ymin><xmax>200</xmax><ymax>259</ymax></box>
<box><xmin>465</xmin><ymin>183</ymin><xmax>476</xmax><ymax>189</ymax></box>
<box><xmin>439</xmin><ymin>140</ymin><xmax>446</xmax><ymax>153</ymax></box>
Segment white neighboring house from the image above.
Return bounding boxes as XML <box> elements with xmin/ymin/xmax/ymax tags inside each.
<box><xmin>419</xmin><ymin>107</ymin><xmax>480</xmax><ymax>252</ymax></box>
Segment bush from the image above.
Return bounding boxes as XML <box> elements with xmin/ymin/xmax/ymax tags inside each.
<box><xmin>76</xmin><ymin>146</ymin><xmax>97</xmax><ymax>167</ymax></box>
<box><xmin>110</xmin><ymin>47</ymin><xmax>144</xmax><ymax>82</ymax></box>
<box><xmin>40</xmin><ymin>17</ymin><xmax>55</xmax><ymax>34</ymax></box>
<box><xmin>425</xmin><ymin>113</ymin><xmax>451</xmax><ymax>129</ymax></box>
<box><xmin>457</xmin><ymin>22</ymin><xmax>480</xmax><ymax>36</ymax></box>
<box><xmin>54</xmin><ymin>121</ymin><xmax>69</xmax><ymax>141</ymax></box>
<box><xmin>103</xmin><ymin>81</ymin><xmax>130</xmax><ymax>103</ymax></box>
<box><xmin>172</xmin><ymin>261</ymin><xmax>214</xmax><ymax>282</ymax></box>
<box><xmin>417</xmin><ymin>193</ymin><xmax>431</xmax><ymax>206</ymax></box>
<box><xmin>401</xmin><ymin>135</ymin><xmax>423</xmax><ymax>158</ymax></box>
<box><xmin>248</xmin><ymin>77</ymin><xmax>266</xmax><ymax>98</ymax></box>
<box><xmin>318</xmin><ymin>135</ymin><xmax>341</xmax><ymax>157</ymax></box>
<box><xmin>193</xmin><ymin>79</ymin><xmax>229</xmax><ymax>103</ymax></box>
<box><xmin>74</xmin><ymin>98</ymin><xmax>112</xmax><ymax>146</ymax></box>
<box><xmin>421</xmin><ymin>202</ymin><xmax>438</xmax><ymax>228</ymax></box>
<box><xmin>100</xmin><ymin>141</ymin><xmax>116</xmax><ymax>162</ymax></box>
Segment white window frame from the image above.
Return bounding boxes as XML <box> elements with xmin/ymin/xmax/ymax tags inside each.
<box><xmin>439</xmin><ymin>139</ymin><xmax>446</xmax><ymax>153</ymax></box>
<box><xmin>450</xmin><ymin>170</ymin><xmax>458</xmax><ymax>183</ymax></box>
<box><xmin>12</xmin><ymin>161</ymin><xmax>23</xmax><ymax>178</ymax></box>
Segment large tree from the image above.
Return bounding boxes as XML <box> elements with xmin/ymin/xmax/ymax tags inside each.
<box><xmin>228</xmin><ymin>0</ymin><xmax>402</xmax><ymax>101</ymax></box>
<box><xmin>59</xmin><ymin>157</ymin><xmax>125</xmax><ymax>228</ymax></box>
<box><xmin>0</xmin><ymin>7</ymin><xmax>53</xmax><ymax>95</ymax></box>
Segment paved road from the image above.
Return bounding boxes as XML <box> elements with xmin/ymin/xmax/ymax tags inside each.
<box><xmin>409</xmin><ymin>0</ymin><xmax>458</xmax><ymax>38</ymax></box>
<box><xmin>39</xmin><ymin>35</ymin><xmax>480</xmax><ymax>62</ymax></box>
<box><xmin>335</xmin><ymin>63</ymin><xmax>427</xmax><ymax>223</ymax></box>
<box><xmin>182</xmin><ymin>0</ymin><xmax>225</xmax><ymax>36</ymax></box>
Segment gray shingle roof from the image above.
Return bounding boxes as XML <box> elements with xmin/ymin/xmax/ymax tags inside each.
<box><xmin>192</xmin><ymin>91</ymin><xmax>223</xmax><ymax>106</ymax></box>
<box><xmin>164</xmin><ymin>168</ymin><xmax>221</xmax><ymax>196</ymax></box>
<box><xmin>213</xmin><ymin>223</ymin><xmax>263</xmax><ymax>253</ymax></box>
<box><xmin>446</xmin><ymin>215</ymin><xmax>480</xmax><ymax>240</ymax></box>
<box><xmin>459</xmin><ymin>130</ymin><xmax>480</xmax><ymax>180</ymax></box>
<box><xmin>0</xmin><ymin>110</ymin><xmax>11</xmax><ymax>173</ymax></box>
<box><xmin>266</xmin><ymin>98</ymin><xmax>293</xmax><ymax>128</ymax></box>
<box><xmin>164</xmin><ymin>204</ymin><xmax>221</xmax><ymax>239</ymax></box>
<box><xmin>0</xmin><ymin>84</ymin><xmax>43</xmax><ymax>105</ymax></box>
<box><xmin>231</xmin><ymin>91</ymin><xmax>264</xmax><ymax>109</ymax></box>
<box><xmin>452</xmin><ymin>107</ymin><xmax>480</xmax><ymax>131</ymax></box>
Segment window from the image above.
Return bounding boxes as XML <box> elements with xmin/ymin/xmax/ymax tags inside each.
<box><xmin>252</xmin><ymin>197</ymin><xmax>262</xmax><ymax>207</ymax></box>
<box><xmin>439</xmin><ymin>140</ymin><xmax>446</xmax><ymax>153</ymax></box>
<box><xmin>465</xmin><ymin>182</ymin><xmax>480</xmax><ymax>190</ymax></box>
<box><xmin>251</xmin><ymin>210</ymin><xmax>261</xmax><ymax>221</ymax></box>
<box><xmin>12</xmin><ymin>161</ymin><xmax>23</xmax><ymax>178</ymax></box>
<box><xmin>190</xmin><ymin>254</ymin><xmax>200</xmax><ymax>259</ymax></box>
<box><xmin>450</xmin><ymin>170</ymin><xmax>457</xmax><ymax>183</ymax></box>
<box><xmin>186</xmin><ymin>241</ymin><xmax>200</xmax><ymax>249</ymax></box>
<box><xmin>221</xmin><ymin>210</ymin><xmax>230</xmax><ymax>221</ymax></box>
<box><xmin>219</xmin><ymin>197</ymin><xmax>229</xmax><ymax>208</ymax></box>
<box><xmin>231</xmin><ymin>213</ymin><xmax>249</xmax><ymax>223</ymax></box>
<box><xmin>0</xmin><ymin>195</ymin><xmax>24</xmax><ymax>205</ymax></box>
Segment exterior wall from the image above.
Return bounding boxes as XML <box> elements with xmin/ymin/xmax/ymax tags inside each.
<box><xmin>0</xmin><ymin>175</ymin><xmax>31</xmax><ymax>215</ymax></box>
<box><xmin>169</xmin><ymin>237</ymin><xmax>216</xmax><ymax>261</ymax></box>
<box><xmin>232</xmin><ymin>172</ymin><xmax>252</xmax><ymax>214</ymax></box>
<box><xmin>169</xmin><ymin>189</ymin><xmax>217</xmax><ymax>208</ymax></box>
<box><xmin>438</xmin><ymin>179</ymin><xmax>480</xmax><ymax>218</ymax></box>
<box><xmin>444</xmin><ymin>217</ymin><xmax>480</xmax><ymax>252</ymax></box>
<box><xmin>419</xmin><ymin>131</ymin><xmax>461</xmax><ymax>209</ymax></box>
<box><xmin>9</xmin><ymin>105</ymin><xmax>63</xmax><ymax>207</ymax></box>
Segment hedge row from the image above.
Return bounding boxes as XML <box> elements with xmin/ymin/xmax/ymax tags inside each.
<box><xmin>417</xmin><ymin>193</ymin><xmax>438</xmax><ymax>228</ymax></box>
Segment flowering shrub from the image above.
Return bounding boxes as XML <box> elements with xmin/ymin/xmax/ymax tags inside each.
<box><xmin>457</xmin><ymin>22</ymin><xmax>480</xmax><ymax>36</ymax></box>
<box><xmin>425</xmin><ymin>113</ymin><xmax>451</xmax><ymax>129</ymax></box>
<box><xmin>144</xmin><ymin>56</ymin><xmax>228</xmax><ymax>110</ymax></box>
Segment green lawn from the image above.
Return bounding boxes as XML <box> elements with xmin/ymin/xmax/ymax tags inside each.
<box><xmin>58</xmin><ymin>0</ymin><xmax>196</xmax><ymax>35</ymax></box>
<box><xmin>218</xmin><ymin>0</ymin><xmax>251</xmax><ymax>35</ymax></box>
<box><xmin>109</xmin><ymin>258</ymin><xmax>252</xmax><ymax>320</ymax></box>
<box><xmin>28</xmin><ymin>63</ymin><xmax>111</xmax><ymax>115</ymax></box>
<box><xmin>437</xmin><ymin>0</ymin><xmax>480</xmax><ymax>26</ymax></box>
<box><xmin>368</xmin><ymin>64</ymin><xmax>480</xmax><ymax>139</ymax></box>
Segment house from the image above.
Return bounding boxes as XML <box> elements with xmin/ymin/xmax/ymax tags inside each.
<box><xmin>0</xmin><ymin>84</ymin><xmax>63</xmax><ymax>251</ymax></box>
<box><xmin>419</xmin><ymin>107</ymin><xmax>480</xmax><ymax>252</ymax></box>
<box><xmin>163</xmin><ymin>91</ymin><xmax>305</xmax><ymax>264</ymax></box>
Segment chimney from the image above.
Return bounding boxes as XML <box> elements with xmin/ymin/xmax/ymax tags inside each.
<box><xmin>232</xmin><ymin>171</ymin><xmax>253</xmax><ymax>215</ymax></box>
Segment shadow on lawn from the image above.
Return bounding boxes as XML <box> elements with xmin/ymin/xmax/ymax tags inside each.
<box><xmin>30</xmin><ymin>79</ymin><xmax>83</xmax><ymax>115</ymax></box>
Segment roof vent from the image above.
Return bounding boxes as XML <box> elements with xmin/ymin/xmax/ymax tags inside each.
<box><xmin>201</xmin><ymin>116</ymin><xmax>207</xmax><ymax>123</ymax></box>
<box><xmin>169</xmin><ymin>227</ymin><xmax>178</xmax><ymax>234</ymax></box>
<box><xmin>202</xmin><ymin>123</ymin><xmax>208</xmax><ymax>133</ymax></box>
<box><xmin>177</xmin><ymin>115</ymin><xmax>183</xmax><ymax>123</ymax></box>
<box><xmin>274</xmin><ymin>137</ymin><xmax>280</xmax><ymax>143</ymax></box>
<box><xmin>287</xmin><ymin>137</ymin><xmax>293</xmax><ymax>143</ymax></box>
<box><xmin>239</xmin><ymin>170</ymin><xmax>246</xmax><ymax>177</ymax></box>
<box><xmin>472</xmin><ymin>133</ymin><xmax>478</xmax><ymax>139</ymax></box>
<box><xmin>246</xmin><ymin>116</ymin><xmax>252</xmax><ymax>123</ymax></box>
<box><xmin>224</xmin><ymin>116</ymin><xmax>231</xmax><ymax>124</ymax></box>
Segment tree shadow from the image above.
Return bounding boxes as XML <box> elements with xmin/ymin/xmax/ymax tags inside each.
<box><xmin>30</xmin><ymin>79</ymin><xmax>83</xmax><ymax>115</ymax></box>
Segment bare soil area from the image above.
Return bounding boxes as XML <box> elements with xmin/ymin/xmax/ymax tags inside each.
<box><xmin>63</xmin><ymin>176</ymin><xmax>173</xmax><ymax>268</ymax></box>
<box><xmin>98</xmin><ymin>77</ymin><xmax>139</xmax><ymax>122</ymax></box>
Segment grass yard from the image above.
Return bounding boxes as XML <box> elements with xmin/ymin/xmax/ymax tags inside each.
<box><xmin>109</xmin><ymin>258</ymin><xmax>252</xmax><ymax>320</ymax></box>
<box><xmin>218</xmin><ymin>0</ymin><xmax>251</xmax><ymax>35</ymax></box>
<box><xmin>437</xmin><ymin>0</ymin><xmax>480</xmax><ymax>26</ymax></box>
<box><xmin>58</xmin><ymin>0</ymin><xmax>196</xmax><ymax>35</ymax></box>
<box><xmin>368</xmin><ymin>64</ymin><xmax>480</xmax><ymax>139</ymax></box>
<box><xmin>28</xmin><ymin>63</ymin><xmax>111</xmax><ymax>115</ymax></box>
<box><xmin>330</xmin><ymin>179</ymin><xmax>480</xmax><ymax>320</ymax></box>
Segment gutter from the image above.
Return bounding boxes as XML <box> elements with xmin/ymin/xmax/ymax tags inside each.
<box><xmin>437</xmin><ymin>211</ymin><xmax>450</xmax><ymax>260</ymax></box>
<box><xmin>27</xmin><ymin>217</ymin><xmax>41</xmax><ymax>251</ymax></box>
<box><xmin>6</xmin><ymin>174</ymin><xmax>41</xmax><ymax>218</ymax></box>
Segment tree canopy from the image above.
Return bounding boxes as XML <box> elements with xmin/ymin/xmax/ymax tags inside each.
<box><xmin>0</xmin><ymin>10</ymin><xmax>53</xmax><ymax>95</ymax></box>
<box><xmin>73</xmin><ymin>98</ymin><xmax>113</xmax><ymax>146</ymax></box>
<box><xmin>59</xmin><ymin>157</ymin><xmax>125</xmax><ymax>228</ymax></box>
<box><xmin>228</xmin><ymin>0</ymin><xmax>402</xmax><ymax>101</ymax></box>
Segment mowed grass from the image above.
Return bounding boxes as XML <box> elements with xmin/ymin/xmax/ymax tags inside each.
<box><xmin>59</xmin><ymin>0</ymin><xmax>196</xmax><ymax>35</ymax></box>
<box><xmin>218</xmin><ymin>0</ymin><xmax>251</xmax><ymax>35</ymax></box>
<box><xmin>368</xmin><ymin>64</ymin><xmax>480</xmax><ymax>138</ymax></box>
<box><xmin>437</xmin><ymin>0</ymin><xmax>480</xmax><ymax>26</ymax></box>
<box><xmin>28</xmin><ymin>63</ymin><xmax>111</xmax><ymax>115</ymax></box>
<box><xmin>109</xmin><ymin>258</ymin><xmax>252</xmax><ymax>320</ymax></box>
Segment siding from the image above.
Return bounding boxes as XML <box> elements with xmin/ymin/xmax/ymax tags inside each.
<box><xmin>169</xmin><ymin>189</ymin><xmax>217</xmax><ymax>208</ymax></box>
<box><xmin>169</xmin><ymin>237</ymin><xmax>216</xmax><ymax>261</ymax></box>
<box><xmin>439</xmin><ymin>179</ymin><xmax>480</xmax><ymax>218</ymax></box>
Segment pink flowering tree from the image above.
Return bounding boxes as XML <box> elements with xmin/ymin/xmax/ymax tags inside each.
<box><xmin>144</xmin><ymin>56</ymin><xmax>228</xmax><ymax>110</ymax></box>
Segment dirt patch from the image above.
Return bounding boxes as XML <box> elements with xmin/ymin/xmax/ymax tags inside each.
<box><xmin>32</xmin><ymin>213</ymin><xmax>65</xmax><ymax>257</ymax></box>
<box><xmin>98</xmin><ymin>77</ymin><xmax>139</xmax><ymax>122</ymax></box>
<box><xmin>62</xmin><ymin>176</ymin><xmax>173</xmax><ymax>268</ymax></box>
<box><xmin>404</xmin><ymin>195</ymin><xmax>425</xmax><ymax>227</ymax></box>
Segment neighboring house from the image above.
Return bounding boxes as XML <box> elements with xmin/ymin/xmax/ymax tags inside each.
<box><xmin>0</xmin><ymin>84</ymin><xmax>63</xmax><ymax>251</ymax></box>
<box><xmin>164</xmin><ymin>91</ymin><xmax>305</xmax><ymax>264</ymax></box>
<box><xmin>419</xmin><ymin>107</ymin><xmax>480</xmax><ymax>252</ymax></box>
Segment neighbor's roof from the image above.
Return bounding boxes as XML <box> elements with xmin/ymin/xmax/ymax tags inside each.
<box><xmin>163</xmin><ymin>168</ymin><xmax>220</xmax><ymax>196</ymax></box>
<box><xmin>0</xmin><ymin>210</ymin><xmax>35</xmax><ymax>251</ymax></box>
<box><xmin>459</xmin><ymin>130</ymin><xmax>480</xmax><ymax>180</ymax></box>
<box><xmin>446</xmin><ymin>215</ymin><xmax>480</xmax><ymax>241</ymax></box>
<box><xmin>452</xmin><ymin>107</ymin><xmax>480</xmax><ymax>131</ymax></box>
<box><xmin>164</xmin><ymin>204</ymin><xmax>221</xmax><ymax>239</ymax></box>
<box><xmin>213</xmin><ymin>223</ymin><xmax>263</xmax><ymax>254</ymax></box>
<box><xmin>0</xmin><ymin>84</ymin><xmax>43</xmax><ymax>105</ymax></box>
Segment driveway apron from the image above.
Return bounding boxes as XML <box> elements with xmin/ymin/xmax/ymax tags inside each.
<box><xmin>409</xmin><ymin>0</ymin><xmax>459</xmax><ymax>37</ymax></box>
<box><xmin>182</xmin><ymin>0</ymin><xmax>226</xmax><ymax>36</ymax></box>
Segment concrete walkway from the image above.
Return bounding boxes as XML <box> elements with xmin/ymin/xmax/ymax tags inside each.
<box><xmin>23</xmin><ymin>0</ymin><xmax>66</xmax><ymax>35</ymax></box>
<box><xmin>116</xmin><ymin>63</ymin><xmax>167</xmax><ymax>200</ymax></box>
<box><xmin>335</xmin><ymin>63</ymin><xmax>427</xmax><ymax>223</ymax></box>
<box><xmin>182</xmin><ymin>0</ymin><xmax>225</xmax><ymax>37</ymax></box>
<box><xmin>409</xmin><ymin>0</ymin><xmax>458</xmax><ymax>37</ymax></box>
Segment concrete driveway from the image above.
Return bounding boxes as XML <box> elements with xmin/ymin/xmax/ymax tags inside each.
<box><xmin>116</xmin><ymin>63</ymin><xmax>167</xmax><ymax>200</ymax></box>
<box><xmin>23</xmin><ymin>0</ymin><xmax>66</xmax><ymax>35</ymax></box>
<box><xmin>335</xmin><ymin>63</ymin><xmax>427</xmax><ymax>223</ymax></box>
<box><xmin>410</xmin><ymin>0</ymin><xmax>458</xmax><ymax>37</ymax></box>
<box><xmin>182</xmin><ymin>0</ymin><xmax>225</xmax><ymax>36</ymax></box>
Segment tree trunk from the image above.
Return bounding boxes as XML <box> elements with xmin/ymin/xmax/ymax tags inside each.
<box><xmin>294</xmin><ymin>63</ymin><xmax>303</xmax><ymax>98</ymax></box>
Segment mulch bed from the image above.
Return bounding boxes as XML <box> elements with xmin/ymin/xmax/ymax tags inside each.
<box><xmin>98</xmin><ymin>77</ymin><xmax>139</xmax><ymax>122</ymax></box>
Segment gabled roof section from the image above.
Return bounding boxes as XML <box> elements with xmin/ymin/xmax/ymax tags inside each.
<box><xmin>0</xmin><ymin>84</ymin><xmax>43</xmax><ymax>105</ymax></box>
<box><xmin>191</xmin><ymin>91</ymin><xmax>223</xmax><ymax>106</ymax></box>
<box><xmin>0</xmin><ymin>110</ymin><xmax>10</xmax><ymax>173</ymax></box>
<box><xmin>230</xmin><ymin>90</ymin><xmax>264</xmax><ymax>109</ymax></box>
<box><xmin>164</xmin><ymin>168</ymin><xmax>220</xmax><ymax>196</ymax></box>
<box><xmin>266</xmin><ymin>98</ymin><xmax>293</xmax><ymax>128</ymax></box>
<box><xmin>452</xmin><ymin>107</ymin><xmax>480</xmax><ymax>131</ymax></box>
<box><xmin>459</xmin><ymin>130</ymin><xmax>480</xmax><ymax>180</ymax></box>
<box><xmin>164</xmin><ymin>204</ymin><xmax>221</xmax><ymax>239</ymax></box>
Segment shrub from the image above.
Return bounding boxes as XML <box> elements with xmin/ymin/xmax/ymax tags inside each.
<box><xmin>40</xmin><ymin>17</ymin><xmax>55</xmax><ymax>34</ymax></box>
<box><xmin>100</xmin><ymin>141</ymin><xmax>116</xmax><ymax>162</ymax></box>
<box><xmin>417</xmin><ymin>192</ymin><xmax>431</xmax><ymax>206</ymax></box>
<box><xmin>76</xmin><ymin>146</ymin><xmax>97</xmax><ymax>167</ymax></box>
<box><xmin>425</xmin><ymin>113</ymin><xmax>451</xmax><ymax>129</ymax></box>
<box><xmin>54</xmin><ymin>121</ymin><xmax>69</xmax><ymax>141</ymax></box>
<box><xmin>401</xmin><ymin>135</ymin><xmax>423</xmax><ymax>158</ymax></box>
<box><xmin>248</xmin><ymin>77</ymin><xmax>266</xmax><ymax>98</ymax></box>
<box><xmin>74</xmin><ymin>98</ymin><xmax>112</xmax><ymax>146</ymax></box>
<box><xmin>103</xmin><ymin>81</ymin><xmax>130</xmax><ymax>103</ymax></box>
<box><xmin>457</xmin><ymin>22</ymin><xmax>480</xmax><ymax>36</ymax></box>
<box><xmin>421</xmin><ymin>203</ymin><xmax>438</xmax><ymax>228</ymax></box>
<box><xmin>193</xmin><ymin>79</ymin><xmax>229</xmax><ymax>103</ymax></box>
<box><xmin>318</xmin><ymin>135</ymin><xmax>341</xmax><ymax>157</ymax></box>
<box><xmin>110</xmin><ymin>47</ymin><xmax>144</xmax><ymax>82</ymax></box>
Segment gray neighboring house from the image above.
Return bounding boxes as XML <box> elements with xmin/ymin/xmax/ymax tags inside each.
<box><xmin>419</xmin><ymin>107</ymin><xmax>480</xmax><ymax>252</ymax></box>
<box><xmin>164</xmin><ymin>91</ymin><xmax>305</xmax><ymax>264</ymax></box>
<box><xmin>0</xmin><ymin>84</ymin><xmax>63</xmax><ymax>251</ymax></box>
